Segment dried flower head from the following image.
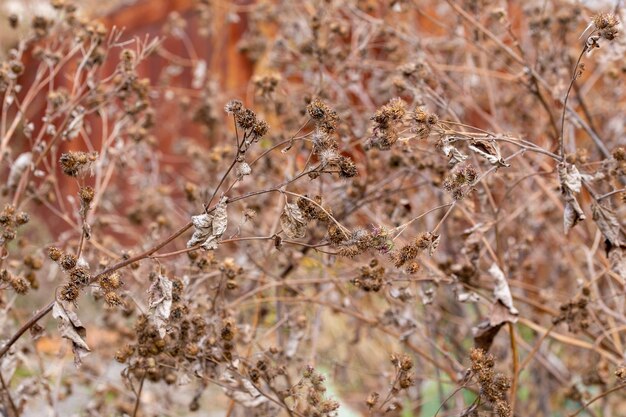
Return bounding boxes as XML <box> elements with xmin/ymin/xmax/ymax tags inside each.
<box><xmin>469</xmin><ymin>348</ymin><xmax>512</xmax><ymax>417</ymax></box>
<box><xmin>224</xmin><ymin>99</ymin><xmax>244</xmax><ymax>115</ymax></box>
<box><xmin>307</xmin><ymin>98</ymin><xmax>339</xmax><ymax>134</ymax></box>
<box><xmin>59</xmin><ymin>151</ymin><xmax>98</xmax><ymax>177</ymax></box>
<box><xmin>60</xmin><ymin>254</ymin><xmax>77</xmax><ymax>270</ymax></box>
<box><xmin>592</xmin><ymin>13</ymin><xmax>619</xmax><ymax>40</ymax></box>
<box><xmin>412</xmin><ymin>107</ymin><xmax>439</xmax><ymax>139</ymax></box>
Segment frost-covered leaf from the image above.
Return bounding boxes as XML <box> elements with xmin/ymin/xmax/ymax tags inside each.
<box><xmin>187</xmin><ymin>197</ymin><xmax>228</xmax><ymax>250</ymax></box>
<box><xmin>489</xmin><ymin>263</ymin><xmax>518</xmax><ymax>316</ymax></box>
<box><xmin>280</xmin><ymin>203</ymin><xmax>307</xmax><ymax>239</ymax></box>
<box><xmin>148</xmin><ymin>275</ymin><xmax>173</xmax><ymax>338</ymax></box>
<box><xmin>8</xmin><ymin>152</ymin><xmax>32</xmax><ymax>189</ymax></box>
<box><xmin>52</xmin><ymin>302</ymin><xmax>90</xmax><ymax>367</ymax></box>
<box><xmin>469</xmin><ymin>139</ymin><xmax>510</xmax><ymax>167</ymax></box>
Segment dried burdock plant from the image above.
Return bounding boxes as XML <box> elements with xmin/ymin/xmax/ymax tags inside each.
<box><xmin>0</xmin><ymin>1</ymin><xmax>625</xmax><ymax>416</ymax></box>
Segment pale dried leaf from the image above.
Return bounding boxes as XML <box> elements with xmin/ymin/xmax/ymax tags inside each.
<box><xmin>187</xmin><ymin>197</ymin><xmax>228</xmax><ymax>250</ymax></box>
<box><xmin>280</xmin><ymin>203</ymin><xmax>307</xmax><ymax>239</ymax></box>
<box><xmin>489</xmin><ymin>263</ymin><xmax>519</xmax><ymax>316</ymax></box>
<box><xmin>442</xmin><ymin>143</ymin><xmax>468</xmax><ymax>166</ymax></box>
<box><xmin>564</xmin><ymin>198</ymin><xmax>586</xmax><ymax>234</ymax></box>
<box><xmin>469</xmin><ymin>139</ymin><xmax>510</xmax><ymax>167</ymax></box>
<box><xmin>148</xmin><ymin>275</ymin><xmax>173</xmax><ymax>337</ymax></box>
<box><xmin>558</xmin><ymin>162</ymin><xmax>582</xmax><ymax>193</ymax></box>
<box><xmin>8</xmin><ymin>152</ymin><xmax>32</xmax><ymax>189</ymax></box>
<box><xmin>221</xmin><ymin>369</ymin><xmax>267</xmax><ymax>408</ymax></box>
<box><xmin>187</xmin><ymin>213</ymin><xmax>213</xmax><ymax>247</ymax></box>
<box><xmin>558</xmin><ymin>162</ymin><xmax>586</xmax><ymax>234</ymax></box>
<box><xmin>591</xmin><ymin>202</ymin><xmax>624</xmax><ymax>247</ymax></box>
<box><xmin>457</xmin><ymin>292</ymin><xmax>480</xmax><ymax>303</ymax></box>
<box><xmin>212</xmin><ymin>196</ymin><xmax>228</xmax><ymax>236</ymax></box>
<box><xmin>52</xmin><ymin>302</ymin><xmax>90</xmax><ymax>367</ymax></box>
<box><xmin>236</xmin><ymin>162</ymin><xmax>251</xmax><ymax>179</ymax></box>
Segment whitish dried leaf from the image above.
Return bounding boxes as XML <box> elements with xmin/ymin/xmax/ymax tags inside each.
<box><xmin>212</xmin><ymin>197</ymin><xmax>228</xmax><ymax>236</ymax></box>
<box><xmin>469</xmin><ymin>139</ymin><xmax>510</xmax><ymax>167</ymax></box>
<box><xmin>489</xmin><ymin>263</ymin><xmax>518</xmax><ymax>316</ymax></box>
<box><xmin>558</xmin><ymin>162</ymin><xmax>582</xmax><ymax>193</ymax></box>
<box><xmin>191</xmin><ymin>59</ymin><xmax>207</xmax><ymax>89</ymax></box>
<box><xmin>187</xmin><ymin>196</ymin><xmax>228</xmax><ymax>250</ymax></box>
<box><xmin>457</xmin><ymin>292</ymin><xmax>480</xmax><ymax>303</ymax></box>
<box><xmin>148</xmin><ymin>275</ymin><xmax>173</xmax><ymax>338</ymax></box>
<box><xmin>442</xmin><ymin>143</ymin><xmax>468</xmax><ymax>166</ymax></box>
<box><xmin>187</xmin><ymin>213</ymin><xmax>212</xmax><ymax>247</ymax></box>
<box><xmin>236</xmin><ymin>162</ymin><xmax>251</xmax><ymax>179</ymax></box>
<box><xmin>8</xmin><ymin>152</ymin><xmax>32</xmax><ymax>189</ymax></box>
<box><xmin>280</xmin><ymin>203</ymin><xmax>307</xmax><ymax>239</ymax></box>
<box><xmin>221</xmin><ymin>369</ymin><xmax>268</xmax><ymax>408</ymax></box>
<box><xmin>52</xmin><ymin>302</ymin><xmax>90</xmax><ymax>367</ymax></box>
<box><xmin>558</xmin><ymin>162</ymin><xmax>586</xmax><ymax>234</ymax></box>
<box><xmin>564</xmin><ymin>198</ymin><xmax>586</xmax><ymax>234</ymax></box>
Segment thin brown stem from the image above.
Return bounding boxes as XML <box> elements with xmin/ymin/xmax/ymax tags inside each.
<box><xmin>131</xmin><ymin>374</ymin><xmax>145</xmax><ymax>417</ymax></box>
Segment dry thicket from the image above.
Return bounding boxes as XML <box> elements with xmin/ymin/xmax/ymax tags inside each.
<box><xmin>0</xmin><ymin>1</ymin><xmax>625</xmax><ymax>416</ymax></box>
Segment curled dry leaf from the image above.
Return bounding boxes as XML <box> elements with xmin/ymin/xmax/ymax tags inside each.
<box><xmin>280</xmin><ymin>202</ymin><xmax>307</xmax><ymax>239</ymax></box>
<box><xmin>559</xmin><ymin>162</ymin><xmax>582</xmax><ymax>193</ymax></box>
<box><xmin>468</xmin><ymin>139</ymin><xmax>510</xmax><ymax>167</ymax></box>
<box><xmin>148</xmin><ymin>274</ymin><xmax>173</xmax><ymax>338</ymax></box>
<box><xmin>489</xmin><ymin>263</ymin><xmax>519</xmax><ymax>317</ymax></box>
<box><xmin>473</xmin><ymin>264</ymin><xmax>518</xmax><ymax>351</ymax></box>
<box><xmin>441</xmin><ymin>139</ymin><xmax>468</xmax><ymax>166</ymax></box>
<box><xmin>52</xmin><ymin>301</ymin><xmax>90</xmax><ymax>367</ymax></box>
<box><xmin>592</xmin><ymin>202</ymin><xmax>626</xmax><ymax>282</ymax></box>
<box><xmin>236</xmin><ymin>162</ymin><xmax>251</xmax><ymax>179</ymax></box>
<box><xmin>558</xmin><ymin>162</ymin><xmax>586</xmax><ymax>234</ymax></box>
<box><xmin>8</xmin><ymin>152</ymin><xmax>32</xmax><ymax>189</ymax></box>
<box><xmin>187</xmin><ymin>196</ymin><xmax>228</xmax><ymax>250</ymax></box>
<box><xmin>591</xmin><ymin>202</ymin><xmax>624</xmax><ymax>249</ymax></box>
<box><xmin>457</xmin><ymin>292</ymin><xmax>480</xmax><ymax>303</ymax></box>
<box><xmin>221</xmin><ymin>368</ymin><xmax>268</xmax><ymax>408</ymax></box>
